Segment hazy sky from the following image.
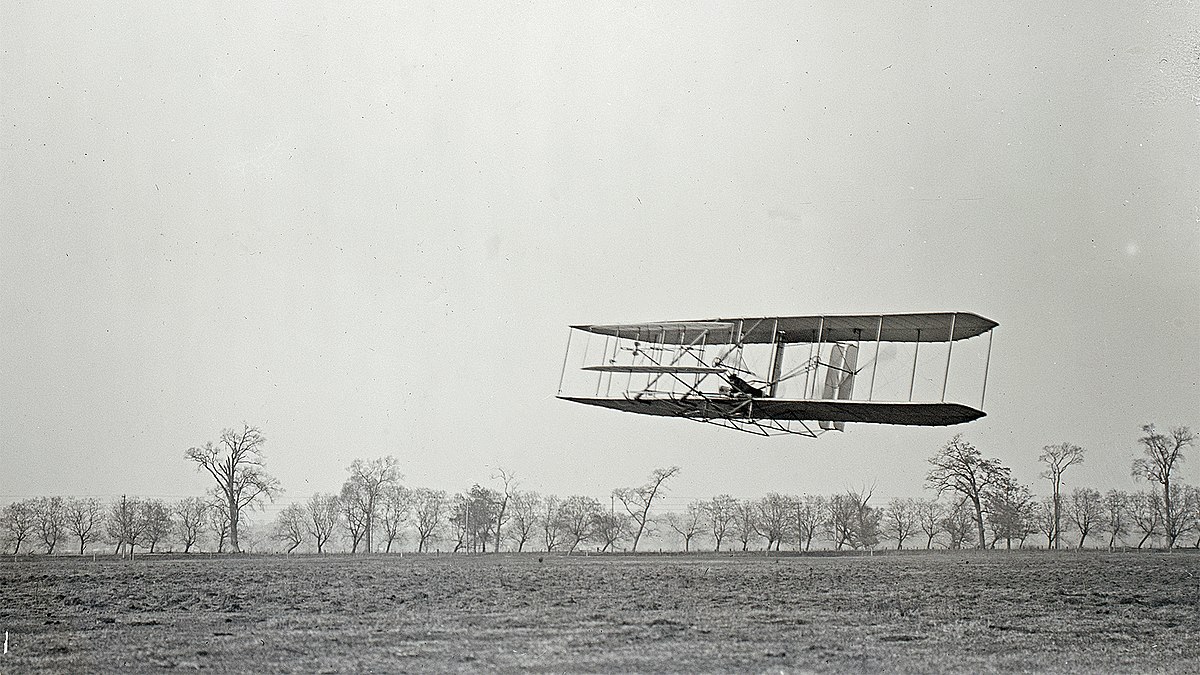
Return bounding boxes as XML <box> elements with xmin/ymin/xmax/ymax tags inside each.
<box><xmin>3</xmin><ymin>2</ymin><xmax>1198</xmax><ymax>516</ymax></box>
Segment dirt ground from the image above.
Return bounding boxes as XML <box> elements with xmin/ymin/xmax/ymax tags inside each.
<box><xmin>2</xmin><ymin>550</ymin><xmax>1198</xmax><ymax>673</ymax></box>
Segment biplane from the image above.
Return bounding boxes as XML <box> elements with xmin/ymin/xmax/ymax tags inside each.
<box><xmin>557</xmin><ymin>312</ymin><xmax>997</xmax><ymax>437</ymax></box>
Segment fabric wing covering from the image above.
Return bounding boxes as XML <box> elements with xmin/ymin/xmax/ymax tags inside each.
<box><xmin>558</xmin><ymin>397</ymin><xmax>986</xmax><ymax>426</ymax></box>
<box><xmin>575</xmin><ymin>312</ymin><xmax>997</xmax><ymax>345</ymax></box>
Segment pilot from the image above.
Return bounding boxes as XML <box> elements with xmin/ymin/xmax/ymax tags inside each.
<box><xmin>726</xmin><ymin>373</ymin><xmax>765</xmax><ymax>398</ymax></box>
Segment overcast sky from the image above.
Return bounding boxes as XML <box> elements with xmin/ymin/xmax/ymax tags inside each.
<box><xmin>3</xmin><ymin>1</ymin><xmax>1197</xmax><ymax>514</ymax></box>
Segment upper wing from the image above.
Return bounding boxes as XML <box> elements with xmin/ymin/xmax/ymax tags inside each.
<box><xmin>582</xmin><ymin>364</ymin><xmax>727</xmax><ymax>374</ymax></box>
<box><xmin>573</xmin><ymin>312</ymin><xmax>997</xmax><ymax>345</ymax></box>
<box><xmin>570</xmin><ymin>321</ymin><xmax>736</xmax><ymax>345</ymax></box>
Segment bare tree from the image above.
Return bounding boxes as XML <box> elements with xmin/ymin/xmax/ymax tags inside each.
<box><xmin>826</xmin><ymin>493</ymin><xmax>854</xmax><ymax>550</ymax></box>
<box><xmin>1185</xmin><ymin>486</ymin><xmax>1200</xmax><ymax>548</ymax></box>
<box><xmin>341</xmin><ymin>487</ymin><xmax>369</xmax><ymax>553</ymax></box>
<box><xmin>985</xmin><ymin>476</ymin><xmax>1036</xmax><ymax>549</ymax></box>
<box><xmin>208</xmin><ymin>498</ymin><xmax>231</xmax><ymax>552</ymax></box>
<box><xmin>665</xmin><ymin>501</ymin><xmax>706</xmax><ymax>552</ymax></box>
<box><xmin>1065</xmin><ymin>487</ymin><xmax>1103</xmax><ymax>548</ymax></box>
<box><xmin>540</xmin><ymin>494</ymin><xmax>564</xmax><ymax>552</ymax></box>
<box><xmin>926</xmin><ymin>435</ymin><xmax>1010</xmax><ymax>548</ymax></box>
<box><xmin>2</xmin><ymin>499</ymin><xmax>37</xmax><ymax>554</ymax></box>
<box><xmin>593</xmin><ymin>510</ymin><xmax>631</xmax><ymax>552</ymax></box>
<box><xmin>1193</xmin><ymin>487</ymin><xmax>1200</xmax><ymax>547</ymax></box>
<box><xmin>1039</xmin><ymin>442</ymin><xmax>1085</xmax><ymax>550</ymax></box>
<box><xmin>453</xmin><ymin>485</ymin><xmax>501</xmax><ymax>553</ymax></box>
<box><xmin>1034</xmin><ymin>498</ymin><xmax>1056</xmax><ymax>549</ymax></box>
<box><xmin>412</xmin><ymin>488</ymin><xmax>447</xmax><ymax>553</ymax></box>
<box><xmin>65</xmin><ymin>497</ymin><xmax>106</xmax><ymax>554</ymax></box>
<box><xmin>380</xmin><ymin>484</ymin><xmax>410</xmax><ymax>553</ymax></box>
<box><xmin>827</xmin><ymin>489</ymin><xmax>880</xmax><ymax>550</ymax></box>
<box><xmin>505</xmin><ymin>490</ymin><xmax>541</xmax><ymax>552</ymax></box>
<box><xmin>140</xmin><ymin>499</ymin><xmax>174</xmax><ymax>553</ymax></box>
<box><xmin>1131</xmin><ymin>424</ymin><xmax>1195</xmax><ymax>548</ymax></box>
<box><xmin>31</xmin><ymin>496</ymin><xmax>66</xmax><ymax>554</ymax></box>
<box><xmin>941</xmin><ymin>498</ymin><xmax>976</xmax><ymax>550</ymax></box>
<box><xmin>792</xmin><ymin>494</ymin><xmax>826</xmax><ymax>552</ymax></box>
<box><xmin>185</xmin><ymin>424</ymin><xmax>281</xmax><ymax>553</ymax></box>
<box><xmin>174</xmin><ymin>497</ymin><xmax>209</xmax><ymax>553</ymax></box>
<box><xmin>914</xmin><ymin>499</ymin><xmax>945</xmax><ymax>549</ymax></box>
<box><xmin>273</xmin><ymin>503</ymin><xmax>307</xmax><ymax>554</ymax></box>
<box><xmin>1102</xmin><ymin>489</ymin><xmax>1130</xmax><ymax>549</ymax></box>
<box><xmin>613</xmin><ymin>466</ymin><xmax>680</xmax><ymax>552</ymax></box>
<box><xmin>560</xmin><ymin>495</ymin><xmax>601</xmax><ymax>553</ymax></box>
<box><xmin>447</xmin><ymin>485</ymin><xmax>503</xmax><ymax>553</ymax></box>
<box><xmin>733</xmin><ymin>499</ymin><xmax>759</xmax><ymax>551</ymax></box>
<box><xmin>304</xmin><ymin>493</ymin><xmax>341</xmax><ymax>554</ymax></box>
<box><xmin>107</xmin><ymin>496</ymin><xmax>146</xmax><ymax>557</ymax></box>
<box><xmin>341</xmin><ymin>456</ymin><xmax>401</xmax><ymax>554</ymax></box>
<box><xmin>1128</xmin><ymin>490</ymin><xmax>1163</xmax><ymax>548</ymax></box>
<box><xmin>449</xmin><ymin>499</ymin><xmax>470</xmax><ymax>553</ymax></box>
<box><xmin>491</xmin><ymin>469</ymin><xmax>517</xmax><ymax>553</ymax></box>
<box><xmin>1015</xmin><ymin>504</ymin><xmax>1038</xmax><ymax>548</ymax></box>
<box><xmin>447</xmin><ymin>493</ymin><xmax>471</xmax><ymax>553</ymax></box>
<box><xmin>883</xmin><ymin>498</ymin><xmax>919</xmax><ymax>550</ymax></box>
<box><xmin>1169</xmin><ymin>483</ymin><xmax>1200</xmax><ymax>547</ymax></box>
<box><xmin>706</xmin><ymin>494</ymin><xmax>738</xmax><ymax>552</ymax></box>
<box><xmin>756</xmin><ymin>493</ymin><xmax>792</xmax><ymax>551</ymax></box>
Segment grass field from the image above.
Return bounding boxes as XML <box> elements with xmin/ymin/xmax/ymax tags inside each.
<box><xmin>2</xmin><ymin>550</ymin><xmax>1199</xmax><ymax>673</ymax></box>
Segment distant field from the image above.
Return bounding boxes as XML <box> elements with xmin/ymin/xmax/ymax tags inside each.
<box><xmin>2</xmin><ymin>550</ymin><xmax>1198</xmax><ymax>673</ymax></box>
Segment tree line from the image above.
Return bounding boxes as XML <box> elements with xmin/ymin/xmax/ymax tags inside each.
<box><xmin>0</xmin><ymin>494</ymin><xmax>225</xmax><ymax>556</ymax></box>
<box><xmin>920</xmin><ymin>425</ymin><xmax>1199</xmax><ymax>551</ymax></box>
<box><xmin>1</xmin><ymin>423</ymin><xmax>1195</xmax><ymax>555</ymax></box>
